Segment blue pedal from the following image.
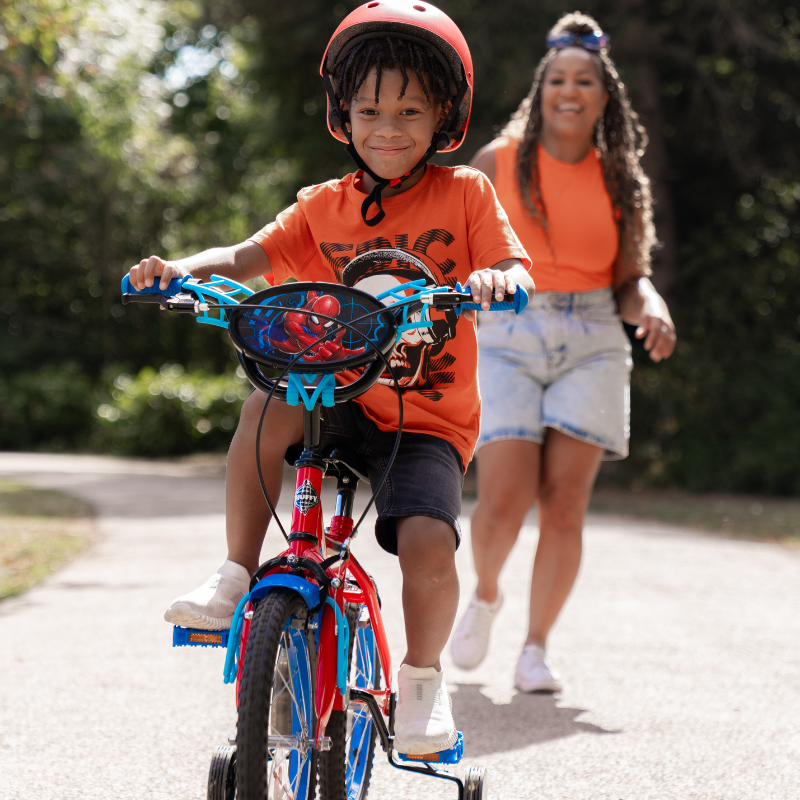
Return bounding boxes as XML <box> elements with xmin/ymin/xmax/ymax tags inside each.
<box><xmin>173</xmin><ymin>626</ymin><xmax>230</xmax><ymax>648</ymax></box>
<box><xmin>395</xmin><ymin>731</ymin><xmax>463</xmax><ymax>764</ymax></box>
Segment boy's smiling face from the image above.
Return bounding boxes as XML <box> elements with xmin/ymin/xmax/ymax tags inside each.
<box><xmin>344</xmin><ymin>67</ymin><xmax>449</xmax><ymax>187</ymax></box>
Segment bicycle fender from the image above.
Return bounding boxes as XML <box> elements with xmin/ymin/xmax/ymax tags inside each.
<box><xmin>249</xmin><ymin>574</ymin><xmax>321</xmax><ymax>610</ymax></box>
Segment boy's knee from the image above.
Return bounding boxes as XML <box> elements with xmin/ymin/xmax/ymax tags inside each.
<box><xmin>396</xmin><ymin>516</ymin><xmax>457</xmax><ymax>570</ymax></box>
<box><xmin>236</xmin><ymin>391</ymin><xmax>301</xmax><ymax>444</ymax></box>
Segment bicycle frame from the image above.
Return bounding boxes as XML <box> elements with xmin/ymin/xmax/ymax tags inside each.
<box><xmin>239</xmin><ymin>404</ymin><xmax>393</xmax><ymax>742</ymax></box>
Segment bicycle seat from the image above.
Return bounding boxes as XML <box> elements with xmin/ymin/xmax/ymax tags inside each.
<box><xmin>284</xmin><ymin>444</ymin><xmax>370</xmax><ymax>482</ymax></box>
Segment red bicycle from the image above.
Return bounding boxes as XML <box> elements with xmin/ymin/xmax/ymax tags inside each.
<box><xmin>122</xmin><ymin>249</ymin><xmax>528</xmax><ymax>800</ymax></box>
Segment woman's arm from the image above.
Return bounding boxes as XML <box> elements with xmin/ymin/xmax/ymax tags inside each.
<box><xmin>616</xmin><ymin>277</ymin><xmax>676</xmax><ymax>362</ymax></box>
<box><xmin>469</xmin><ymin>143</ymin><xmax>497</xmax><ymax>184</ymax></box>
<box><xmin>127</xmin><ymin>240</ymin><xmax>270</xmax><ymax>291</ymax></box>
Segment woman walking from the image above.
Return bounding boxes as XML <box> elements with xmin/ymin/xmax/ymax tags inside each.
<box><xmin>450</xmin><ymin>12</ymin><xmax>676</xmax><ymax>691</ymax></box>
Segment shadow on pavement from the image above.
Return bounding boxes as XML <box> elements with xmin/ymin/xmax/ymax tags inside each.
<box><xmin>452</xmin><ymin>683</ymin><xmax>616</xmax><ymax>756</ymax></box>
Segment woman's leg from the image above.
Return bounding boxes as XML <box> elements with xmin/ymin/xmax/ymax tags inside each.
<box><xmin>225</xmin><ymin>390</ymin><xmax>303</xmax><ymax>574</ymax></box>
<box><xmin>470</xmin><ymin>440</ymin><xmax>542</xmax><ymax>603</ymax></box>
<box><xmin>527</xmin><ymin>429</ymin><xmax>603</xmax><ymax>646</ymax></box>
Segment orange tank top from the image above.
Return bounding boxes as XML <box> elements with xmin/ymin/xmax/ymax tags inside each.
<box><xmin>493</xmin><ymin>138</ymin><xmax>618</xmax><ymax>293</ymax></box>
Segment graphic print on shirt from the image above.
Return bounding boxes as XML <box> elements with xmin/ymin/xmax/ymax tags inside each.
<box><xmin>319</xmin><ymin>232</ymin><xmax>460</xmax><ymax>401</ymax></box>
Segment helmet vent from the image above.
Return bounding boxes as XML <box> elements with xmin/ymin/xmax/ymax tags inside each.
<box><xmin>367</xmin><ymin>2</ymin><xmax>379</xmax><ymax>7</ymax></box>
<box><xmin>413</xmin><ymin>4</ymin><xmax>427</xmax><ymax>10</ymax></box>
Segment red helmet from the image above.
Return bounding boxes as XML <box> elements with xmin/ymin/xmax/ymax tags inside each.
<box><xmin>320</xmin><ymin>0</ymin><xmax>473</xmax><ymax>154</ymax></box>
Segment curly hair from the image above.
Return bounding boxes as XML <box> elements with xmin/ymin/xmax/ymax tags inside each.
<box><xmin>501</xmin><ymin>12</ymin><xmax>656</xmax><ymax>280</ymax></box>
<box><xmin>330</xmin><ymin>36</ymin><xmax>451</xmax><ymax>111</ymax></box>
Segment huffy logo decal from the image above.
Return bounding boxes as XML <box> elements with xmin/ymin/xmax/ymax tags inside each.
<box><xmin>294</xmin><ymin>480</ymin><xmax>320</xmax><ymax>515</ymax></box>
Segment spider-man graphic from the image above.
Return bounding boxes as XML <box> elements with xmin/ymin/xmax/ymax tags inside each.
<box><xmin>258</xmin><ymin>291</ymin><xmax>365</xmax><ymax>363</ymax></box>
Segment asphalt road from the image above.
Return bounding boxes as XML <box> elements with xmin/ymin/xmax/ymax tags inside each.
<box><xmin>1</xmin><ymin>452</ymin><xmax>798</xmax><ymax>800</ymax></box>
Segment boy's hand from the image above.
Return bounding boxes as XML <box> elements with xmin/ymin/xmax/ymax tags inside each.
<box><xmin>465</xmin><ymin>268</ymin><xmax>517</xmax><ymax>311</ymax></box>
<box><xmin>128</xmin><ymin>255</ymin><xmax>187</xmax><ymax>291</ymax></box>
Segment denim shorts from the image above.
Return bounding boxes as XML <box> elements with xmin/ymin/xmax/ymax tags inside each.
<box><xmin>316</xmin><ymin>401</ymin><xmax>464</xmax><ymax>554</ymax></box>
<box><xmin>477</xmin><ymin>287</ymin><xmax>633</xmax><ymax>460</ymax></box>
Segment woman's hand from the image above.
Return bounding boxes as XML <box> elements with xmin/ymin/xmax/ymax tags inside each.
<box><xmin>128</xmin><ymin>255</ymin><xmax>187</xmax><ymax>291</ymax></box>
<box><xmin>635</xmin><ymin>309</ymin><xmax>676</xmax><ymax>362</ymax></box>
<box><xmin>617</xmin><ymin>277</ymin><xmax>676</xmax><ymax>362</ymax></box>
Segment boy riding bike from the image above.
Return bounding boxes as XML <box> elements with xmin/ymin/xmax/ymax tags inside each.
<box><xmin>126</xmin><ymin>0</ymin><xmax>533</xmax><ymax>756</ymax></box>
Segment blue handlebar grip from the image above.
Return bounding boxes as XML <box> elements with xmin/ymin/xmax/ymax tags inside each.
<box><xmin>455</xmin><ymin>283</ymin><xmax>530</xmax><ymax>315</ymax></box>
<box><xmin>512</xmin><ymin>285</ymin><xmax>529</xmax><ymax>314</ymax></box>
<box><xmin>120</xmin><ymin>274</ymin><xmax>188</xmax><ymax>298</ymax></box>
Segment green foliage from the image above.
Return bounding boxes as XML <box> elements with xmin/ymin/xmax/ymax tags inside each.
<box><xmin>94</xmin><ymin>364</ymin><xmax>249</xmax><ymax>455</ymax></box>
<box><xmin>1</xmin><ymin>0</ymin><xmax>799</xmax><ymax>492</ymax></box>
<box><xmin>0</xmin><ymin>362</ymin><xmax>95</xmax><ymax>451</ymax></box>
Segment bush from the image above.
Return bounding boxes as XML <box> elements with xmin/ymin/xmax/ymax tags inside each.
<box><xmin>94</xmin><ymin>364</ymin><xmax>249</xmax><ymax>456</ymax></box>
<box><xmin>0</xmin><ymin>363</ymin><xmax>95</xmax><ymax>451</ymax></box>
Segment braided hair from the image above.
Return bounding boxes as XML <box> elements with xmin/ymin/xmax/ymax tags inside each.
<box><xmin>502</xmin><ymin>12</ymin><xmax>656</xmax><ymax>281</ymax></box>
<box><xmin>330</xmin><ymin>36</ymin><xmax>452</xmax><ymax>113</ymax></box>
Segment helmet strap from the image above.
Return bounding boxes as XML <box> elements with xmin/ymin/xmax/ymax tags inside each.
<box><xmin>323</xmin><ymin>69</ymin><xmax>468</xmax><ymax>227</ymax></box>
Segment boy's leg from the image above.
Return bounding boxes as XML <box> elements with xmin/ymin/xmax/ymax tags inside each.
<box><xmin>225</xmin><ymin>390</ymin><xmax>303</xmax><ymax>574</ymax></box>
<box><xmin>393</xmin><ymin>515</ymin><xmax>460</xmax><ymax>755</ymax></box>
<box><xmin>164</xmin><ymin>391</ymin><xmax>302</xmax><ymax>629</ymax></box>
<box><xmin>396</xmin><ymin>515</ymin><xmax>459</xmax><ymax>669</ymax></box>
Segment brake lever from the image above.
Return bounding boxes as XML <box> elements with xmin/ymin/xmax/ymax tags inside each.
<box><xmin>121</xmin><ymin>291</ymin><xmax>208</xmax><ymax>314</ymax></box>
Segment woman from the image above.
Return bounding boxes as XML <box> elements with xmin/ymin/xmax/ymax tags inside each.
<box><xmin>450</xmin><ymin>12</ymin><xmax>676</xmax><ymax>691</ymax></box>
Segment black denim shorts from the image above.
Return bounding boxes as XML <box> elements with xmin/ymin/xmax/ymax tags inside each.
<box><xmin>315</xmin><ymin>401</ymin><xmax>464</xmax><ymax>555</ymax></box>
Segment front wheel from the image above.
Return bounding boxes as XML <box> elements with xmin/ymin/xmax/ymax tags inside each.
<box><xmin>236</xmin><ymin>589</ymin><xmax>317</xmax><ymax>800</ymax></box>
<box><xmin>464</xmin><ymin>766</ymin><xmax>488</xmax><ymax>799</ymax></box>
<box><xmin>318</xmin><ymin>602</ymin><xmax>381</xmax><ymax>800</ymax></box>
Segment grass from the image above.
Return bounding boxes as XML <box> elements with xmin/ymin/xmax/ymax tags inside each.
<box><xmin>589</xmin><ymin>488</ymin><xmax>800</xmax><ymax>546</ymax></box>
<box><xmin>0</xmin><ymin>480</ymin><xmax>95</xmax><ymax>600</ymax></box>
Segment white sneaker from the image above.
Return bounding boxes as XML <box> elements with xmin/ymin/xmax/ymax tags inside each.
<box><xmin>164</xmin><ymin>560</ymin><xmax>250</xmax><ymax>630</ymax></box>
<box><xmin>450</xmin><ymin>591</ymin><xmax>503</xmax><ymax>670</ymax></box>
<box><xmin>393</xmin><ymin>665</ymin><xmax>458</xmax><ymax>755</ymax></box>
<box><xmin>514</xmin><ymin>643</ymin><xmax>561</xmax><ymax>692</ymax></box>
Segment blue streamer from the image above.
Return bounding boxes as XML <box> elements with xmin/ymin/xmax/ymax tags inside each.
<box><xmin>325</xmin><ymin>597</ymin><xmax>350</xmax><ymax>696</ymax></box>
<box><xmin>223</xmin><ymin>592</ymin><xmax>251</xmax><ymax>684</ymax></box>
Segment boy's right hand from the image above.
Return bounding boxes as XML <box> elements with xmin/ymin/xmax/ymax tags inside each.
<box><xmin>128</xmin><ymin>255</ymin><xmax>187</xmax><ymax>291</ymax></box>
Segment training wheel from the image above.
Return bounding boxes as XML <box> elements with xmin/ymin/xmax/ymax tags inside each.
<box><xmin>207</xmin><ymin>744</ymin><xmax>236</xmax><ymax>800</ymax></box>
<box><xmin>464</xmin><ymin>765</ymin><xmax>487</xmax><ymax>799</ymax></box>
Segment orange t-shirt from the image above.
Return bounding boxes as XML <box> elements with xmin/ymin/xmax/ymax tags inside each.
<box><xmin>492</xmin><ymin>138</ymin><xmax>618</xmax><ymax>293</ymax></box>
<box><xmin>249</xmin><ymin>165</ymin><xmax>530</xmax><ymax>467</ymax></box>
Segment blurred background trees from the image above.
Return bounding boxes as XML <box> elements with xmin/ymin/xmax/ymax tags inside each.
<box><xmin>1</xmin><ymin>0</ymin><xmax>798</xmax><ymax>491</ymax></box>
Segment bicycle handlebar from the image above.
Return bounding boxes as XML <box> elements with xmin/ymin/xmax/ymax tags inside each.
<box><xmin>120</xmin><ymin>270</ymin><xmax>529</xmax><ymax>404</ymax></box>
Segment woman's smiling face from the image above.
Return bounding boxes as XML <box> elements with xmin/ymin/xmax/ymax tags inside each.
<box><xmin>540</xmin><ymin>48</ymin><xmax>608</xmax><ymax>144</ymax></box>
<box><xmin>344</xmin><ymin>67</ymin><xmax>448</xmax><ymax>180</ymax></box>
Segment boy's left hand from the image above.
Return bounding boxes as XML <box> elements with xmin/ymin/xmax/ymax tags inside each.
<box><xmin>465</xmin><ymin>268</ymin><xmax>517</xmax><ymax>311</ymax></box>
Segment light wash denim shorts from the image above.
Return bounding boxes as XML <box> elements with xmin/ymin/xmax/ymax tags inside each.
<box><xmin>477</xmin><ymin>287</ymin><xmax>633</xmax><ymax>460</ymax></box>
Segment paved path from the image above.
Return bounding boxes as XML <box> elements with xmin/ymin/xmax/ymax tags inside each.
<box><xmin>0</xmin><ymin>452</ymin><xmax>798</xmax><ymax>800</ymax></box>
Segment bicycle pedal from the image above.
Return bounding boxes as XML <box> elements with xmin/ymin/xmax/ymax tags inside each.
<box><xmin>395</xmin><ymin>731</ymin><xmax>463</xmax><ymax>764</ymax></box>
<box><xmin>172</xmin><ymin>626</ymin><xmax>230</xmax><ymax>648</ymax></box>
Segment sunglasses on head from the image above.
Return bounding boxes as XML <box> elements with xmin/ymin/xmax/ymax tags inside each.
<box><xmin>546</xmin><ymin>30</ymin><xmax>609</xmax><ymax>52</ymax></box>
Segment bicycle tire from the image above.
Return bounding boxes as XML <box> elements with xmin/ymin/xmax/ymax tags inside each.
<box><xmin>318</xmin><ymin>602</ymin><xmax>381</xmax><ymax>800</ymax></box>
<box><xmin>236</xmin><ymin>589</ymin><xmax>317</xmax><ymax>800</ymax></box>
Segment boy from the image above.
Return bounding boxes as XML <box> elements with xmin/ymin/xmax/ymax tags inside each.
<box><xmin>127</xmin><ymin>0</ymin><xmax>533</xmax><ymax>755</ymax></box>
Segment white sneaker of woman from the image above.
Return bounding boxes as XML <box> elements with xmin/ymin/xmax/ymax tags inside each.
<box><xmin>450</xmin><ymin>591</ymin><xmax>503</xmax><ymax>670</ymax></box>
<box><xmin>514</xmin><ymin>643</ymin><xmax>562</xmax><ymax>692</ymax></box>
